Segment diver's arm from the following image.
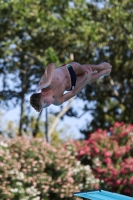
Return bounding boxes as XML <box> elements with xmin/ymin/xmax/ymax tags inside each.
<box><xmin>38</xmin><ymin>63</ymin><xmax>55</xmax><ymax>90</ymax></box>
<box><xmin>60</xmin><ymin>73</ymin><xmax>89</xmax><ymax>103</ymax></box>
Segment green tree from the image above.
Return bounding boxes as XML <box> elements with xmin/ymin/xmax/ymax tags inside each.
<box><xmin>0</xmin><ymin>0</ymin><xmax>102</xmax><ymax>136</ymax></box>
<box><xmin>79</xmin><ymin>0</ymin><xmax>133</xmax><ymax>137</ymax></box>
<box><xmin>1</xmin><ymin>0</ymin><xmax>133</xmax><ymax>138</ymax></box>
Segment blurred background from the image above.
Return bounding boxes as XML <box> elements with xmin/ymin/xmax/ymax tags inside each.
<box><xmin>0</xmin><ymin>0</ymin><xmax>133</xmax><ymax>199</ymax></box>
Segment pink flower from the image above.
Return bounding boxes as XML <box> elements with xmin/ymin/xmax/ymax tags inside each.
<box><xmin>93</xmin><ymin>147</ymin><xmax>99</xmax><ymax>154</ymax></box>
<box><xmin>112</xmin><ymin>169</ymin><xmax>118</xmax><ymax>176</ymax></box>
<box><xmin>110</xmin><ymin>127</ymin><xmax>113</xmax><ymax>131</ymax></box>
<box><xmin>120</xmin><ymin>168</ymin><xmax>127</xmax><ymax>174</ymax></box>
<box><xmin>122</xmin><ymin>178</ymin><xmax>127</xmax><ymax>185</ymax></box>
<box><xmin>115</xmin><ymin>151</ymin><xmax>121</xmax><ymax>158</ymax></box>
<box><xmin>103</xmin><ymin>157</ymin><xmax>112</xmax><ymax>164</ymax></box>
<box><xmin>96</xmin><ymin>168</ymin><xmax>105</xmax><ymax>173</ymax></box>
<box><xmin>126</xmin><ymin>145</ymin><xmax>131</xmax><ymax>151</ymax></box>
<box><xmin>116</xmin><ymin>180</ymin><xmax>121</xmax><ymax>185</ymax></box>
<box><xmin>104</xmin><ymin>151</ymin><xmax>112</xmax><ymax>157</ymax></box>
<box><xmin>129</xmin><ymin>177</ymin><xmax>133</xmax><ymax>184</ymax></box>
<box><xmin>114</xmin><ymin>122</ymin><xmax>121</xmax><ymax>127</ymax></box>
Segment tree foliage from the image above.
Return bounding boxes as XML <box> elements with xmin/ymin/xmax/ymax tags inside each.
<box><xmin>0</xmin><ymin>0</ymin><xmax>133</xmax><ymax>136</ymax></box>
<box><xmin>80</xmin><ymin>0</ymin><xmax>133</xmax><ymax>136</ymax></box>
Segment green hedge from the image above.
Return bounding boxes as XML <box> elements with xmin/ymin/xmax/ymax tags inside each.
<box><xmin>0</xmin><ymin>137</ymin><xmax>99</xmax><ymax>200</ymax></box>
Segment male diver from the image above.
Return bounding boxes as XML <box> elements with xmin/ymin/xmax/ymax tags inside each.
<box><xmin>30</xmin><ymin>62</ymin><xmax>112</xmax><ymax>112</ymax></box>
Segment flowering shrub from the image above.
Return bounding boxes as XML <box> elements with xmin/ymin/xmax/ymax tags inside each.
<box><xmin>0</xmin><ymin>137</ymin><xmax>99</xmax><ymax>200</ymax></box>
<box><xmin>73</xmin><ymin>122</ymin><xmax>133</xmax><ymax>196</ymax></box>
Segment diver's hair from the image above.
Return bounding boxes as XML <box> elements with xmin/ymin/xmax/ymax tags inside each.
<box><xmin>30</xmin><ymin>93</ymin><xmax>42</xmax><ymax>112</ymax></box>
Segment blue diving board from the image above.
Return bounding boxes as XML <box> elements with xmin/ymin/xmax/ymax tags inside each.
<box><xmin>74</xmin><ymin>189</ymin><xmax>133</xmax><ymax>200</ymax></box>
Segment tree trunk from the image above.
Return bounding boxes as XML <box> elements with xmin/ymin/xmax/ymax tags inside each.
<box><xmin>45</xmin><ymin>107</ymin><xmax>49</xmax><ymax>142</ymax></box>
<box><xmin>19</xmin><ymin>93</ymin><xmax>25</xmax><ymax>136</ymax></box>
<box><xmin>48</xmin><ymin>97</ymin><xmax>75</xmax><ymax>138</ymax></box>
<box><xmin>32</xmin><ymin>110</ymin><xmax>42</xmax><ymax>137</ymax></box>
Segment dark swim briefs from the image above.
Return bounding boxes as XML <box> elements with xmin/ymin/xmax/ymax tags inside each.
<box><xmin>66</xmin><ymin>65</ymin><xmax>77</xmax><ymax>91</ymax></box>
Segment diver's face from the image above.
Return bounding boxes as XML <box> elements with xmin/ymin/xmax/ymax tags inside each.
<box><xmin>40</xmin><ymin>93</ymin><xmax>54</xmax><ymax>108</ymax></box>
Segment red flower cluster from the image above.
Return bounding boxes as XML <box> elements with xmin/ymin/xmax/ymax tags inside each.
<box><xmin>73</xmin><ymin>122</ymin><xmax>133</xmax><ymax>196</ymax></box>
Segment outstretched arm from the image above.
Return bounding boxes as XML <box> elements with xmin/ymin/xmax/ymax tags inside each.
<box><xmin>38</xmin><ymin>63</ymin><xmax>55</xmax><ymax>90</ymax></box>
<box><xmin>60</xmin><ymin>72</ymin><xmax>89</xmax><ymax>103</ymax></box>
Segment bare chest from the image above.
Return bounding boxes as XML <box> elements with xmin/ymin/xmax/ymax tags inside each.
<box><xmin>51</xmin><ymin>74</ymin><xmax>64</xmax><ymax>87</ymax></box>
<box><xmin>50</xmin><ymin>67</ymin><xmax>71</xmax><ymax>105</ymax></box>
<box><xmin>51</xmin><ymin>67</ymin><xmax>71</xmax><ymax>94</ymax></box>
<box><xmin>50</xmin><ymin>85</ymin><xmax>64</xmax><ymax>106</ymax></box>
